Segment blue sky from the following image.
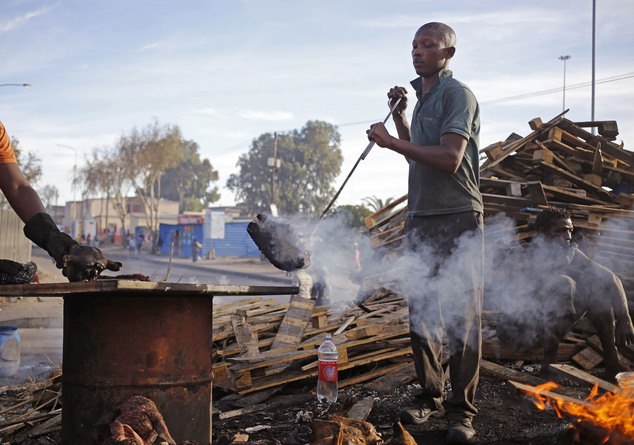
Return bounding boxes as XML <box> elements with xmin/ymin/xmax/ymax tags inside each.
<box><xmin>2</xmin><ymin>0</ymin><xmax>633</xmax><ymax>209</ymax></box>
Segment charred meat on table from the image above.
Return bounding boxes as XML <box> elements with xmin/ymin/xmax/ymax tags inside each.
<box><xmin>247</xmin><ymin>213</ymin><xmax>310</xmax><ymax>272</ymax></box>
<box><xmin>62</xmin><ymin>245</ymin><xmax>122</xmax><ymax>282</ymax></box>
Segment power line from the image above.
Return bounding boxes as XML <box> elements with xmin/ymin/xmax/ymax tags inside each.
<box><xmin>481</xmin><ymin>72</ymin><xmax>634</xmax><ymax>105</ymax></box>
<box><xmin>335</xmin><ymin>71</ymin><xmax>634</xmax><ymax>128</ymax></box>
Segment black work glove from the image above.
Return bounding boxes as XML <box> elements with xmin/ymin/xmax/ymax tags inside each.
<box><xmin>24</xmin><ymin>212</ymin><xmax>78</xmax><ymax>268</ymax></box>
<box><xmin>0</xmin><ymin>259</ymin><xmax>38</xmax><ymax>284</ymax></box>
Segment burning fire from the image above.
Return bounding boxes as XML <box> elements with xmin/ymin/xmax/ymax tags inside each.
<box><xmin>527</xmin><ymin>381</ymin><xmax>634</xmax><ymax>443</ymax></box>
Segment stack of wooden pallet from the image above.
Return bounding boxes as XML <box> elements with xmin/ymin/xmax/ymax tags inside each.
<box><xmin>362</xmin><ymin>112</ymin><xmax>634</xmax><ymax>292</ymax></box>
<box><xmin>212</xmin><ymin>291</ymin><xmax>412</xmax><ymax>398</ymax></box>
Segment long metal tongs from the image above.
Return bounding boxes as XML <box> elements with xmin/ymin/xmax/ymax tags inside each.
<box><xmin>309</xmin><ymin>97</ymin><xmax>402</xmax><ymax>235</ymax></box>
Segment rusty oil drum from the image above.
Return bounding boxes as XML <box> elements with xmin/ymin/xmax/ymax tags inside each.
<box><xmin>62</xmin><ymin>293</ymin><xmax>212</xmax><ymax>444</ymax></box>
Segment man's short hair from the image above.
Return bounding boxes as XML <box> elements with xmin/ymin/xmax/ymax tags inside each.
<box><xmin>535</xmin><ymin>207</ymin><xmax>571</xmax><ymax>232</ymax></box>
<box><xmin>420</xmin><ymin>22</ymin><xmax>457</xmax><ymax>48</ymax></box>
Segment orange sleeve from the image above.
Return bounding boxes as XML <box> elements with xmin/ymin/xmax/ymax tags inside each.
<box><xmin>0</xmin><ymin>121</ymin><xmax>18</xmax><ymax>164</ymax></box>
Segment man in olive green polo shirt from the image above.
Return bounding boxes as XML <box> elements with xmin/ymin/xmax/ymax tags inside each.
<box><xmin>368</xmin><ymin>22</ymin><xmax>482</xmax><ymax>444</ymax></box>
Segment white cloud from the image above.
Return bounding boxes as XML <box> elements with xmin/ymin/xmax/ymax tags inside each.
<box><xmin>0</xmin><ymin>6</ymin><xmax>52</xmax><ymax>33</ymax></box>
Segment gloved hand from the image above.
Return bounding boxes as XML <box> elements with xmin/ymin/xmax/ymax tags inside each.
<box><xmin>24</xmin><ymin>213</ymin><xmax>78</xmax><ymax>268</ymax></box>
<box><xmin>0</xmin><ymin>259</ymin><xmax>38</xmax><ymax>284</ymax></box>
<box><xmin>24</xmin><ymin>212</ymin><xmax>122</xmax><ymax>282</ymax></box>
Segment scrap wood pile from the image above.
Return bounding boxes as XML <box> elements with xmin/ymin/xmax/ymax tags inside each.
<box><xmin>362</xmin><ymin>111</ymin><xmax>634</xmax><ymax>294</ymax></box>
<box><xmin>212</xmin><ymin>290</ymin><xmax>412</xmax><ymax>402</ymax></box>
<box><xmin>0</xmin><ymin>370</ymin><xmax>62</xmax><ymax>443</ymax></box>
<box><xmin>211</xmin><ymin>284</ymin><xmax>634</xmax><ymax>421</ymax></box>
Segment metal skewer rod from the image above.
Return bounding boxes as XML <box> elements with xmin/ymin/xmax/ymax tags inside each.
<box><xmin>309</xmin><ymin>97</ymin><xmax>402</xmax><ymax>236</ymax></box>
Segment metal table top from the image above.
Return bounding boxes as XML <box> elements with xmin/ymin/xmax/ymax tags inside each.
<box><xmin>0</xmin><ymin>280</ymin><xmax>299</xmax><ymax>297</ymax></box>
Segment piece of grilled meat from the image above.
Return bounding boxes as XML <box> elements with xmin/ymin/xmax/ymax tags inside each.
<box><xmin>62</xmin><ymin>245</ymin><xmax>122</xmax><ymax>282</ymax></box>
<box><xmin>247</xmin><ymin>213</ymin><xmax>310</xmax><ymax>272</ymax></box>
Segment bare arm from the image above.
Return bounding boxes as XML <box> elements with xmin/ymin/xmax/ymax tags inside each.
<box><xmin>0</xmin><ymin>163</ymin><xmax>47</xmax><ymax>223</ymax></box>
<box><xmin>367</xmin><ymin>123</ymin><xmax>468</xmax><ymax>174</ymax></box>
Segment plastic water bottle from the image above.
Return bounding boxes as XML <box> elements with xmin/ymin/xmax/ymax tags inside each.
<box><xmin>317</xmin><ymin>334</ymin><xmax>338</xmax><ymax>404</ymax></box>
<box><xmin>0</xmin><ymin>326</ymin><xmax>21</xmax><ymax>377</ymax></box>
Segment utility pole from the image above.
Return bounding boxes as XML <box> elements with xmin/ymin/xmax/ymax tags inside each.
<box><xmin>558</xmin><ymin>55</ymin><xmax>571</xmax><ymax>112</ymax></box>
<box><xmin>591</xmin><ymin>0</ymin><xmax>596</xmax><ymax>134</ymax></box>
<box><xmin>267</xmin><ymin>133</ymin><xmax>280</xmax><ymax>216</ymax></box>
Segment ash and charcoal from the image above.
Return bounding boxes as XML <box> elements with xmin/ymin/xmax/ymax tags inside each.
<box><xmin>247</xmin><ymin>214</ymin><xmax>311</xmax><ymax>272</ymax></box>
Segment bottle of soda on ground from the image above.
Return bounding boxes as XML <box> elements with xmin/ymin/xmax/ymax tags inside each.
<box><xmin>317</xmin><ymin>333</ymin><xmax>338</xmax><ymax>404</ymax></box>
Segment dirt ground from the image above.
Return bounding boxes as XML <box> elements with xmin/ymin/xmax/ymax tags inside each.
<box><xmin>212</xmin><ymin>366</ymin><xmax>593</xmax><ymax>445</ymax></box>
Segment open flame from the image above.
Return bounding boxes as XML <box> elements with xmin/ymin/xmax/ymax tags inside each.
<box><xmin>525</xmin><ymin>381</ymin><xmax>634</xmax><ymax>444</ymax></box>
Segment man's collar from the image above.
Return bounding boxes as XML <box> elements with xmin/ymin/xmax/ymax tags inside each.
<box><xmin>410</xmin><ymin>68</ymin><xmax>453</xmax><ymax>93</ymax></box>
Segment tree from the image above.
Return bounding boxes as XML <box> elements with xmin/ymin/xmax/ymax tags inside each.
<box><xmin>159</xmin><ymin>139</ymin><xmax>220</xmax><ymax>212</ymax></box>
<box><xmin>226</xmin><ymin>120</ymin><xmax>342</xmax><ymax>215</ymax></box>
<box><xmin>118</xmin><ymin>120</ymin><xmax>182</xmax><ymax>251</ymax></box>
<box><xmin>39</xmin><ymin>184</ymin><xmax>59</xmax><ymax>211</ymax></box>
<box><xmin>77</xmin><ymin>150</ymin><xmax>133</xmax><ymax>238</ymax></box>
<box><xmin>0</xmin><ymin>137</ymin><xmax>42</xmax><ymax>209</ymax></box>
<box><xmin>362</xmin><ymin>195</ymin><xmax>395</xmax><ymax>213</ymax></box>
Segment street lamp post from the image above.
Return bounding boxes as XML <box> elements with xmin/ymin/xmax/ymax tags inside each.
<box><xmin>558</xmin><ymin>55</ymin><xmax>572</xmax><ymax>111</ymax></box>
<box><xmin>0</xmin><ymin>83</ymin><xmax>31</xmax><ymax>88</ymax></box>
<box><xmin>55</xmin><ymin>143</ymin><xmax>78</xmax><ymax>234</ymax></box>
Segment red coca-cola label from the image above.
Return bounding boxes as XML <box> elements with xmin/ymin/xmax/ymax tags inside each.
<box><xmin>318</xmin><ymin>360</ymin><xmax>338</xmax><ymax>382</ymax></box>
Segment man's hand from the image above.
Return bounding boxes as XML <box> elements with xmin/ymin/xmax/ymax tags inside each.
<box><xmin>388</xmin><ymin>86</ymin><xmax>408</xmax><ymax>117</ymax></box>
<box><xmin>615</xmin><ymin>320</ymin><xmax>634</xmax><ymax>347</ymax></box>
<box><xmin>366</xmin><ymin>122</ymin><xmax>393</xmax><ymax>149</ymax></box>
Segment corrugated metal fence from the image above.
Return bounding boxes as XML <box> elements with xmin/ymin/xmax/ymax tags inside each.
<box><xmin>0</xmin><ymin>209</ymin><xmax>32</xmax><ymax>263</ymax></box>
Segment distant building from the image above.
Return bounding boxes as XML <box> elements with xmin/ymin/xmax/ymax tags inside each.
<box><xmin>63</xmin><ymin>196</ymin><xmax>179</xmax><ymax>240</ymax></box>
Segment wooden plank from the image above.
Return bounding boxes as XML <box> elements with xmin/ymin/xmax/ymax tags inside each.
<box><xmin>364</xmin><ymin>194</ymin><xmax>408</xmax><ymax>229</ymax></box>
<box><xmin>542</xmin><ymin>184</ymin><xmax>612</xmax><ymax>206</ymax></box>
<box><xmin>333</xmin><ymin>316</ymin><xmax>355</xmax><ymax>335</ymax></box>
<box><xmin>227</xmin><ymin>326</ymin><xmax>410</xmax><ymax>371</ymax></box>
<box><xmin>479</xmin><ymin>359</ymin><xmax>546</xmax><ymax>387</ymax></box>
<box><xmin>539</xmin><ymin>161</ymin><xmax>614</xmax><ymax>202</ymax></box>
<box><xmin>572</xmin><ymin>347</ymin><xmax>604</xmax><ymax>370</ymax></box>
<box><xmin>548</xmin><ymin>363</ymin><xmax>619</xmax><ymax>393</ymax></box>
<box><xmin>364</xmin><ymin>362</ymin><xmax>417</xmax><ymax>394</ymax></box>
<box><xmin>231</xmin><ymin>310</ymin><xmax>259</xmax><ymax>357</ymax></box>
<box><xmin>265</xmin><ymin>295</ymin><xmax>316</xmax><ymax>375</ymax></box>
<box><xmin>481</xmin><ymin>110</ymin><xmax>568</xmax><ymax>171</ymax></box>
<box><xmin>346</xmin><ymin>397</ymin><xmax>375</xmax><ymax>422</ymax></box>
<box><xmin>526</xmin><ymin>181</ymin><xmax>548</xmax><ymax>206</ymax></box>
<box><xmin>508</xmin><ymin>380</ymin><xmax>593</xmax><ymax>407</ymax></box>
<box><xmin>345</xmin><ymin>321</ymin><xmax>408</xmax><ymax>340</ymax></box>
<box><xmin>229</xmin><ymin>343</ymin><xmax>411</xmax><ymax>394</ymax></box>
<box><xmin>482</xmin><ymin>338</ymin><xmax>584</xmax><ymax>361</ymax></box>
<box><xmin>558</xmin><ymin>118</ymin><xmax>634</xmax><ymax>166</ymax></box>
<box><xmin>218</xmin><ymin>403</ymin><xmax>268</xmax><ymax>419</ymax></box>
<box><xmin>592</xmin><ymin>144</ymin><xmax>603</xmax><ymax>176</ymax></box>
<box><xmin>339</xmin><ymin>362</ymin><xmax>406</xmax><ymax>390</ymax></box>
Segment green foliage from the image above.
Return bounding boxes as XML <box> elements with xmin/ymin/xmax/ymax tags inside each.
<box><xmin>159</xmin><ymin>139</ymin><xmax>220</xmax><ymax>212</ymax></box>
<box><xmin>329</xmin><ymin>204</ymin><xmax>372</xmax><ymax>230</ymax></box>
<box><xmin>362</xmin><ymin>195</ymin><xmax>395</xmax><ymax>213</ymax></box>
<box><xmin>226</xmin><ymin>120</ymin><xmax>342</xmax><ymax>215</ymax></box>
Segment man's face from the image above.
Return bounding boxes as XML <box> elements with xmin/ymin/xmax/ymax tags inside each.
<box><xmin>543</xmin><ymin>217</ymin><xmax>573</xmax><ymax>247</ymax></box>
<box><xmin>411</xmin><ymin>28</ymin><xmax>453</xmax><ymax>78</ymax></box>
